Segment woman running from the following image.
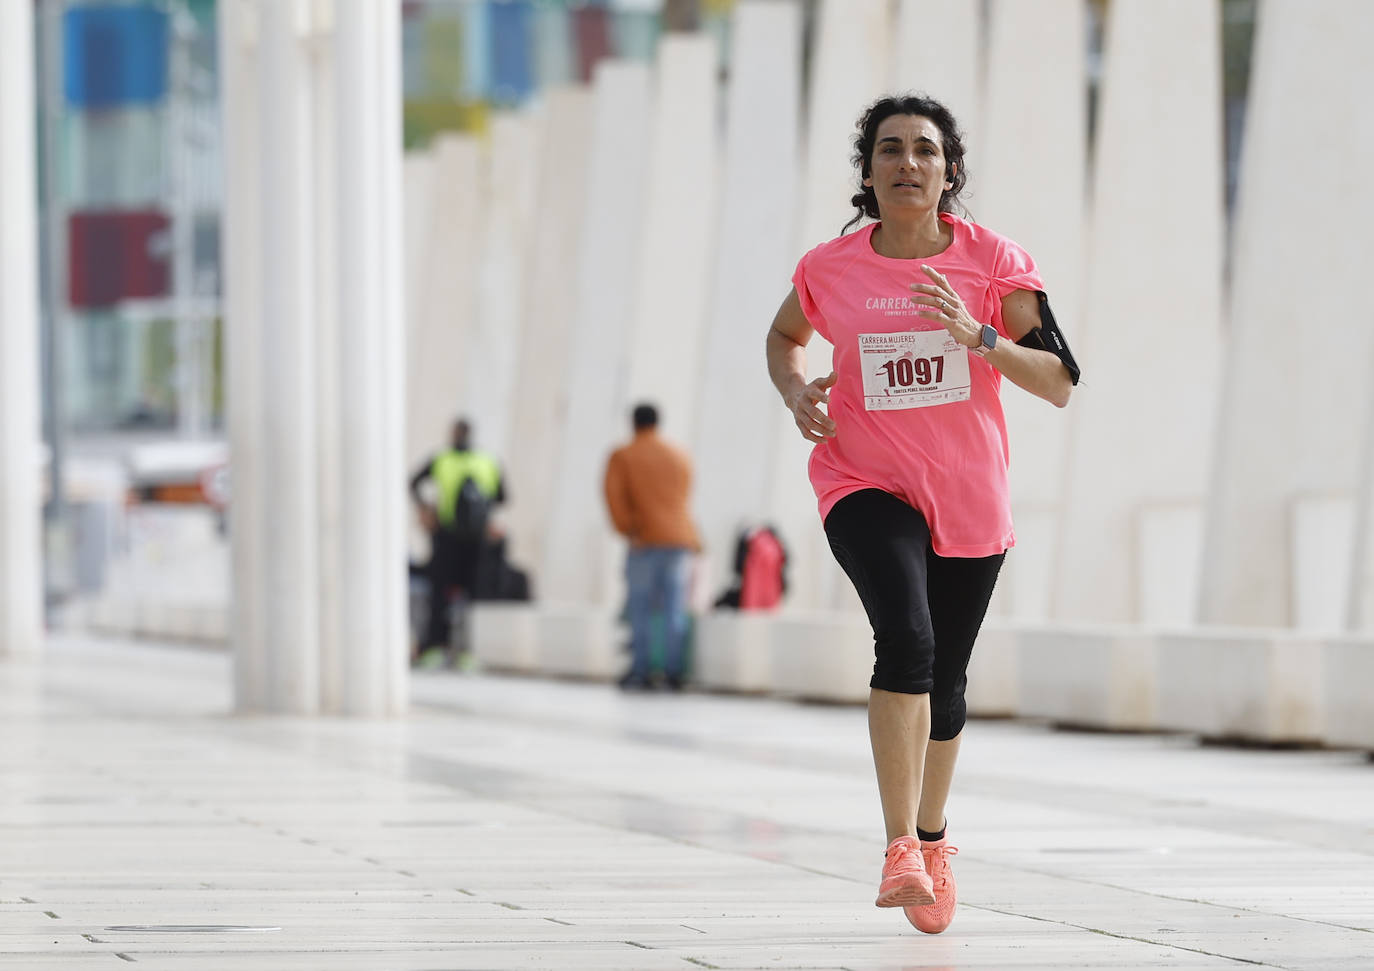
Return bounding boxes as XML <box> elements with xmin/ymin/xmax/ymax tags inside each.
<box><xmin>765</xmin><ymin>94</ymin><xmax>1080</xmax><ymax>934</ymax></box>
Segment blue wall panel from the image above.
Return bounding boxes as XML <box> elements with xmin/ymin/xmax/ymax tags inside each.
<box><xmin>64</xmin><ymin>6</ymin><xmax>169</xmax><ymax>108</ymax></box>
<box><xmin>489</xmin><ymin>1</ymin><xmax>534</xmax><ymax>105</ymax></box>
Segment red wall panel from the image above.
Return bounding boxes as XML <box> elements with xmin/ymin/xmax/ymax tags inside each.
<box><xmin>68</xmin><ymin>209</ymin><xmax>171</xmax><ymax>308</ymax></box>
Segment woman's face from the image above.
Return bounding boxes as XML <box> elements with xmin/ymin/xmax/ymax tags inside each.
<box><xmin>863</xmin><ymin>114</ymin><xmax>952</xmax><ymax>218</ymax></box>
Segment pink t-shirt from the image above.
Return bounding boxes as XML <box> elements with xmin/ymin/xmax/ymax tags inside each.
<box><xmin>792</xmin><ymin>214</ymin><xmax>1043</xmax><ymax>557</ymax></box>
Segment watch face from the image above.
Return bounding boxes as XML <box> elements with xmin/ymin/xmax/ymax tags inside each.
<box><xmin>981</xmin><ymin>324</ymin><xmax>997</xmax><ymax>349</ymax></box>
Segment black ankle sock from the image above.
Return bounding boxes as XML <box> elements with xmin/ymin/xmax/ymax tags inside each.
<box><xmin>916</xmin><ymin>824</ymin><xmax>945</xmax><ymax>843</ymax></box>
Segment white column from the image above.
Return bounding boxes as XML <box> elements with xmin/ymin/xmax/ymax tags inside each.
<box><xmin>331</xmin><ymin>0</ymin><xmax>407</xmax><ymax>715</ymax></box>
<box><xmin>773</xmin><ymin>0</ymin><xmax>893</xmax><ymax>611</ymax></box>
<box><xmin>891</xmin><ymin>0</ymin><xmax>982</xmax><ymax>151</ymax></box>
<box><xmin>220</xmin><ymin>1</ymin><xmax>267</xmax><ymax>706</ymax></box>
<box><xmin>0</xmin><ymin>0</ymin><xmax>44</xmax><ymax>658</ymax></box>
<box><xmin>375</xmin><ymin>0</ymin><xmax>409</xmax><ymax>715</ymax></box>
<box><xmin>1198</xmin><ymin>0</ymin><xmax>1374</xmax><ymax>629</ymax></box>
<box><xmin>978</xmin><ymin>0</ymin><xmax>1086</xmax><ymax>620</ymax></box>
<box><xmin>692</xmin><ymin>1</ymin><xmax>802</xmax><ymax>599</ymax></box>
<box><xmin>401</xmin><ymin>148</ymin><xmax>435</xmax><ymax>561</ymax></box>
<box><xmin>312</xmin><ymin>5</ymin><xmax>343</xmax><ymax>714</ymax></box>
<box><xmin>257</xmin><ymin>0</ymin><xmax>319</xmax><ymax>712</ymax></box>
<box><xmin>1053</xmin><ymin>0</ymin><xmax>1224</xmax><ymax>624</ymax></box>
<box><xmin>540</xmin><ymin>61</ymin><xmax>653</xmax><ymax>606</ymax></box>
<box><xmin>504</xmin><ymin>86</ymin><xmax>593</xmax><ymax>574</ymax></box>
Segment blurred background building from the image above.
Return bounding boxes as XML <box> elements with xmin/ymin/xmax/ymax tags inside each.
<box><xmin>25</xmin><ymin>0</ymin><xmax>1258</xmax><ymax>598</ymax></box>
<box><xmin>6</xmin><ymin>0</ymin><xmax>1374</xmax><ymax>743</ymax></box>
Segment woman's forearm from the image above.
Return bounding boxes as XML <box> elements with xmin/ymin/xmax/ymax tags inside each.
<box><xmin>982</xmin><ymin>342</ymin><xmax>1073</xmax><ymax>408</ymax></box>
<box><xmin>767</xmin><ymin>326</ymin><xmax>809</xmax><ymax>406</ymax></box>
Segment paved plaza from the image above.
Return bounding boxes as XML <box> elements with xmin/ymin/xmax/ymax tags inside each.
<box><xmin>2</xmin><ymin>634</ymin><xmax>1372</xmax><ymax>970</ymax></box>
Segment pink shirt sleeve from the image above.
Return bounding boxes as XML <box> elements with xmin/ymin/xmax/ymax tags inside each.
<box><xmin>991</xmin><ymin>236</ymin><xmax>1044</xmax><ymax>296</ymax></box>
<box><xmin>989</xmin><ymin>236</ymin><xmax>1045</xmax><ymax>333</ymax></box>
<box><xmin>791</xmin><ymin>248</ymin><xmax>831</xmax><ymax>343</ymax></box>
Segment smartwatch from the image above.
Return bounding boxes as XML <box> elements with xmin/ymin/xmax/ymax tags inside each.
<box><xmin>978</xmin><ymin>324</ymin><xmax>997</xmax><ymax>352</ymax></box>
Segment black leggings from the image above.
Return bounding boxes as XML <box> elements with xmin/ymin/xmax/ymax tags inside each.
<box><xmin>823</xmin><ymin>488</ymin><xmax>1004</xmax><ymax>741</ymax></box>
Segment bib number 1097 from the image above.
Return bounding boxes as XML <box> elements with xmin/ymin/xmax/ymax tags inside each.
<box><xmin>878</xmin><ymin>355</ymin><xmax>944</xmax><ymax>388</ymax></box>
<box><xmin>859</xmin><ymin>330</ymin><xmax>971</xmax><ymax>411</ymax></box>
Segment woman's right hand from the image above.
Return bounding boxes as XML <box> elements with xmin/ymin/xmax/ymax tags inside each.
<box><xmin>787</xmin><ymin>371</ymin><xmax>839</xmax><ymax>443</ymax></box>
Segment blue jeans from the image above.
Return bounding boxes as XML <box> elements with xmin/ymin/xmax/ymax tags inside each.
<box><xmin>625</xmin><ymin>546</ymin><xmax>691</xmax><ymax>679</ymax></box>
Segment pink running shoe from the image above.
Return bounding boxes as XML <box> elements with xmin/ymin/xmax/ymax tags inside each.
<box><xmin>875</xmin><ymin>835</ymin><xmax>935</xmax><ymax>908</ymax></box>
<box><xmin>905</xmin><ymin>836</ymin><xmax>959</xmax><ymax>933</ymax></box>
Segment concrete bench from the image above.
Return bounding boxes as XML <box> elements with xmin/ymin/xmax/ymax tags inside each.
<box><xmin>1324</xmin><ymin>636</ymin><xmax>1374</xmax><ymax>748</ymax></box>
<box><xmin>692</xmin><ymin>610</ymin><xmax>775</xmax><ymax>693</ymax></box>
<box><xmin>457</xmin><ymin>603</ymin><xmax>1374</xmax><ymax>751</ymax></box>
<box><xmin>469</xmin><ymin>602</ymin><xmax>539</xmax><ymax>673</ymax></box>
<box><xmin>1016</xmin><ymin>625</ymin><xmax>1157</xmax><ymax>731</ymax></box>
<box><xmin>965</xmin><ymin>624</ymin><xmax>1022</xmax><ymax>718</ymax></box>
<box><xmin>767</xmin><ymin>610</ymin><xmax>871</xmax><ymax>704</ymax></box>
<box><xmin>533</xmin><ymin>604</ymin><xmax>622</xmax><ymax>681</ymax></box>
<box><xmin>1155</xmin><ymin>630</ymin><xmax>1325</xmax><ymax>744</ymax></box>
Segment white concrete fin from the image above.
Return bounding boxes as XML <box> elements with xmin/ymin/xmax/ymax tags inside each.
<box><xmin>505</xmin><ymin>86</ymin><xmax>595</xmax><ymax>573</ymax></box>
<box><xmin>693</xmin><ymin>1</ymin><xmax>803</xmax><ymax>602</ymax></box>
<box><xmin>1291</xmin><ymin>494</ymin><xmax>1355</xmax><ymax>634</ymax></box>
<box><xmin>979</xmin><ymin>0</ymin><xmax>1087</xmax><ymax>619</ymax></box>
<box><xmin>1202</xmin><ymin>0</ymin><xmax>1374</xmax><ymax>628</ymax></box>
<box><xmin>1137</xmin><ymin>501</ymin><xmax>1204</xmax><ymax>627</ymax></box>
<box><xmin>623</xmin><ymin>33</ymin><xmax>721</xmax><ymax>449</ymax></box>
<box><xmin>465</xmin><ymin>109</ymin><xmax>539</xmax><ymax>462</ymax></box>
<box><xmin>891</xmin><ymin>0</ymin><xmax>983</xmax><ymax>153</ymax></box>
<box><xmin>774</xmin><ymin>0</ymin><xmax>894</xmax><ymax>610</ymax></box>
<box><xmin>998</xmin><ymin>506</ymin><xmax>1057</xmax><ymax>623</ymax></box>
<box><xmin>541</xmin><ymin>61</ymin><xmax>654</xmax><ymax>607</ymax></box>
<box><xmin>406</xmin><ymin>134</ymin><xmax>483</xmax><ymax>486</ymax></box>
<box><xmin>796</xmin><ymin>0</ymin><xmax>894</xmax><ymax>254</ymax></box>
<box><xmin>1054</xmin><ymin>0</ymin><xmax>1224</xmax><ymax>623</ymax></box>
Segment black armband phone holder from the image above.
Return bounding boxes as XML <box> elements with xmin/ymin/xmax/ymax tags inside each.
<box><xmin>1014</xmin><ymin>291</ymin><xmax>1081</xmax><ymax>385</ymax></box>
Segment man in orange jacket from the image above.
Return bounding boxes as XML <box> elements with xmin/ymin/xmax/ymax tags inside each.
<box><xmin>603</xmin><ymin>403</ymin><xmax>700</xmax><ymax>690</ymax></box>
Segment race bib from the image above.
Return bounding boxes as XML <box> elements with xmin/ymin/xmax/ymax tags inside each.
<box><xmin>859</xmin><ymin>330</ymin><xmax>971</xmax><ymax>410</ymax></box>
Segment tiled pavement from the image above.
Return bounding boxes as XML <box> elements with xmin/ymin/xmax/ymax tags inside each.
<box><xmin>2</xmin><ymin>633</ymin><xmax>1371</xmax><ymax>969</ymax></box>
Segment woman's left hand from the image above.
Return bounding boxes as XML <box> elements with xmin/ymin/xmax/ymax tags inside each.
<box><xmin>910</xmin><ymin>265</ymin><xmax>983</xmax><ymax>349</ymax></box>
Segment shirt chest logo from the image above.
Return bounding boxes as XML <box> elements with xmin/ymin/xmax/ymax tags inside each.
<box><xmin>864</xmin><ymin>295</ymin><xmax>922</xmax><ymax>317</ymax></box>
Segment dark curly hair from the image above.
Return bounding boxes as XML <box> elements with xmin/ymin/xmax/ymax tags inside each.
<box><xmin>842</xmin><ymin>94</ymin><xmax>968</xmax><ymax>234</ymax></box>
